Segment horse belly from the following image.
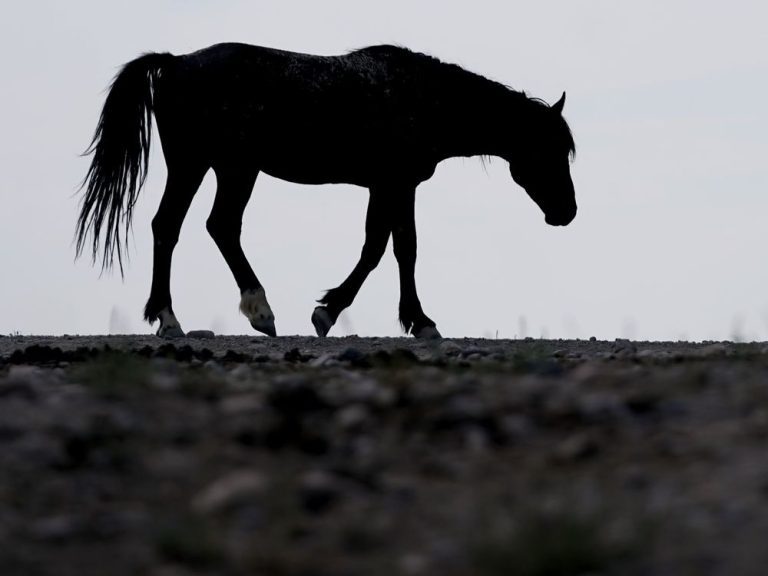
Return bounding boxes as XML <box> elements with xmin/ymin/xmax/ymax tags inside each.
<box><xmin>258</xmin><ymin>141</ymin><xmax>375</xmax><ymax>187</ymax></box>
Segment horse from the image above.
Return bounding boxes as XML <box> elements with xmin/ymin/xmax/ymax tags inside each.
<box><xmin>76</xmin><ymin>43</ymin><xmax>576</xmax><ymax>339</ymax></box>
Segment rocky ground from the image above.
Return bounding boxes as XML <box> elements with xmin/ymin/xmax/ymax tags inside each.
<box><xmin>2</xmin><ymin>335</ymin><xmax>768</xmax><ymax>576</ymax></box>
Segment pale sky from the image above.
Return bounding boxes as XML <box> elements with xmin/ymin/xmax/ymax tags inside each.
<box><xmin>1</xmin><ymin>1</ymin><xmax>767</xmax><ymax>340</ymax></box>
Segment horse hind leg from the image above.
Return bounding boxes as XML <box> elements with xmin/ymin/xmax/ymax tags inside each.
<box><xmin>208</xmin><ymin>163</ymin><xmax>276</xmax><ymax>337</ymax></box>
<box><xmin>144</xmin><ymin>162</ymin><xmax>208</xmax><ymax>338</ymax></box>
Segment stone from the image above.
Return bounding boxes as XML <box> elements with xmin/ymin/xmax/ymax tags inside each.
<box><xmin>439</xmin><ymin>341</ymin><xmax>462</xmax><ymax>356</ymax></box>
<box><xmin>300</xmin><ymin>470</ymin><xmax>340</xmax><ymax>514</ymax></box>
<box><xmin>192</xmin><ymin>470</ymin><xmax>268</xmax><ymax>514</ymax></box>
<box><xmin>187</xmin><ymin>330</ymin><xmax>215</xmax><ymax>339</ymax></box>
<box><xmin>335</xmin><ymin>404</ymin><xmax>370</xmax><ymax>431</ymax></box>
<box><xmin>697</xmin><ymin>343</ymin><xmax>729</xmax><ymax>357</ymax></box>
<box><xmin>219</xmin><ymin>393</ymin><xmax>263</xmax><ymax>415</ymax></box>
<box><xmin>29</xmin><ymin>515</ymin><xmax>81</xmax><ymax>542</ymax></box>
<box><xmin>337</xmin><ymin>347</ymin><xmax>366</xmax><ymax>364</ymax></box>
<box><xmin>554</xmin><ymin>433</ymin><xmax>599</xmax><ymax>462</ymax></box>
<box><xmin>1</xmin><ymin>365</ymin><xmax>43</xmax><ymax>400</ymax></box>
<box><xmin>309</xmin><ymin>353</ymin><xmax>337</xmax><ymax>367</ymax></box>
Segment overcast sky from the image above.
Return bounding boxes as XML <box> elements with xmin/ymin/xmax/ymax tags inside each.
<box><xmin>1</xmin><ymin>1</ymin><xmax>767</xmax><ymax>340</ymax></box>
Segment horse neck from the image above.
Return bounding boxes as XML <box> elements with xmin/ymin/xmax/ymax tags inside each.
<box><xmin>433</xmin><ymin>82</ymin><xmax>533</xmax><ymax>161</ymax></box>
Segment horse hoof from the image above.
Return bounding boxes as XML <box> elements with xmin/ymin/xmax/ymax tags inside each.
<box><xmin>240</xmin><ymin>288</ymin><xmax>275</xmax><ymax>336</ymax></box>
<box><xmin>311</xmin><ymin>306</ymin><xmax>334</xmax><ymax>337</ymax></box>
<box><xmin>158</xmin><ymin>325</ymin><xmax>185</xmax><ymax>339</ymax></box>
<box><xmin>251</xmin><ymin>318</ymin><xmax>277</xmax><ymax>337</ymax></box>
<box><xmin>413</xmin><ymin>325</ymin><xmax>442</xmax><ymax>339</ymax></box>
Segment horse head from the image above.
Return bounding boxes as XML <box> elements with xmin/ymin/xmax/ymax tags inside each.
<box><xmin>507</xmin><ymin>92</ymin><xmax>576</xmax><ymax>226</ymax></box>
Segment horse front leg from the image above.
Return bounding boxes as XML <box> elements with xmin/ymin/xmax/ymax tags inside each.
<box><xmin>207</xmin><ymin>164</ymin><xmax>276</xmax><ymax>337</ymax></box>
<box><xmin>312</xmin><ymin>190</ymin><xmax>391</xmax><ymax>336</ymax></box>
<box><xmin>391</xmin><ymin>187</ymin><xmax>440</xmax><ymax>339</ymax></box>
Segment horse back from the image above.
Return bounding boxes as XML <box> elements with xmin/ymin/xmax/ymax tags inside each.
<box><xmin>154</xmin><ymin>43</ymin><xmax>443</xmax><ymax>185</ymax></box>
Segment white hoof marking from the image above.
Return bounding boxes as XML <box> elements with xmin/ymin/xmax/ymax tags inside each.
<box><xmin>240</xmin><ymin>288</ymin><xmax>275</xmax><ymax>335</ymax></box>
<box><xmin>414</xmin><ymin>325</ymin><xmax>442</xmax><ymax>340</ymax></box>
<box><xmin>157</xmin><ymin>308</ymin><xmax>184</xmax><ymax>339</ymax></box>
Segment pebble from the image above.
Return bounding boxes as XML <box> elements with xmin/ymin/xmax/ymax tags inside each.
<box><xmin>29</xmin><ymin>514</ymin><xmax>81</xmax><ymax>542</ymax></box>
<box><xmin>186</xmin><ymin>330</ymin><xmax>215</xmax><ymax>339</ymax></box>
<box><xmin>219</xmin><ymin>393</ymin><xmax>263</xmax><ymax>415</ymax></box>
<box><xmin>400</xmin><ymin>553</ymin><xmax>428</xmax><ymax>575</ymax></box>
<box><xmin>697</xmin><ymin>343</ymin><xmax>730</xmax><ymax>357</ymax></box>
<box><xmin>439</xmin><ymin>341</ymin><xmax>462</xmax><ymax>356</ymax></box>
<box><xmin>335</xmin><ymin>404</ymin><xmax>370</xmax><ymax>431</ymax></box>
<box><xmin>309</xmin><ymin>354</ymin><xmax>336</xmax><ymax>367</ymax></box>
<box><xmin>148</xmin><ymin>370</ymin><xmax>179</xmax><ymax>392</ymax></box>
<box><xmin>192</xmin><ymin>470</ymin><xmax>268</xmax><ymax>514</ymax></box>
<box><xmin>227</xmin><ymin>364</ymin><xmax>252</xmax><ymax>382</ymax></box>
<box><xmin>577</xmin><ymin>391</ymin><xmax>624</xmax><ymax>422</ymax></box>
<box><xmin>300</xmin><ymin>470</ymin><xmax>341</xmax><ymax>514</ymax></box>
<box><xmin>1</xmin><ymin>365</ymin><xmax>42</xmax><ymax>400</ymax></box>
<box><xmin>337</xmin><ymin>347</ymin><xmax>366</xmax><ymax>364</ymax></box>
<box><xmin>554</xmin><ymin>433</ymin><xmax>600</xmax><ymax>462</ymax></box>
<box><xmin>497</xmin><ymin>414</ymin><xmax>534</xmax><ymax>441</ymax></box>
<box><xmin>203</xmin><ymin>360</ymin><xmax>224</xmax><ymax>374</ymax></box>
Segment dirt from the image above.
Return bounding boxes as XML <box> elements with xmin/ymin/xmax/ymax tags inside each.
<box><xmin>1</xmin><ymin>335</ymin><xmax>768</xmax><ymax>576</ymax></box>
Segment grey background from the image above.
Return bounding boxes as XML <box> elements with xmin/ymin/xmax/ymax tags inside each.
<box><xmin>1</xmin><ymin>1</ymin><xmax>766</xmax><ymax>340</ymax></box>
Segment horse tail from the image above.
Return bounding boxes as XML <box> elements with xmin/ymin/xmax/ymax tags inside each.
<box><xmin>76</xmin><ymin>52</ymin><xmax>174</xmax><ymax>275</ymax></box>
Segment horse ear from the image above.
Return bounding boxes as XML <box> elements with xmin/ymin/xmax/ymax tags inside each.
<box><xmin>552</xmin><ymin>92</ymin><xmax>566</xmax><ymax>114</ymax></box>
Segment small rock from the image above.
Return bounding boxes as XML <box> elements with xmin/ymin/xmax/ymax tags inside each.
<box><xmin>227</xmin><ymin>364</ymin><xmax>251</xmax><ymax>382</ymax></box>
<box><xmin>1</xmin><ymin>365</ymin><xmax>42</xmax><ymax>400</ymax></box>
<box><xmin>438</xmin><ymin>395</ymin><xmax>489</xmax><ymax>425</ymax></box>
<box><xmin>463</xmin><ymin>425</ymin><xmax>490</xmax><ymax>452</ymax></box>
<box><xmin>554</xmin><ymin>433</ymin><xmax>599</xmax><ymax>462</ymax></box>
<box><xmin>187</xmin><ymin>330</ymin><xmax>215</xmax><ymax>339</ymax></box>
<box><xmin>284</xmin><ymin>348</ymin><xmax>312</xmax><ymax>363</ymax></box>
<box><xmin>578</xmin><ymin>392</ymin><xmax>624</xmax><ymax>422</ymax></box>
<box><xmin>497</xmin><ymin>415</ymin><xmax>534</xmax><ymax>441</ymax></box>
<box><xmin>697</xmin><ymin>343</ymin><xmax>729</xmax><ymax>357</ymax></box>
<box><xmin>439</xmin><ymin>341</ymin><xmax>462</xmax><ymax>357</ymax></box>
<box><xmin>461</xmin><ymin>347</ymin><xmax>488</xmax><ymax>358</ymax></box>
<box><xmin>300</xmin><ymin>470</ymin><xmax>340</xmax><ymax>513</ymax></box>
<box><xmin>203</xmin><ymin>360</ymin><xmax>224</xmax><ymax>374</ymax></box>
<box><xmin>400</xmin><ymin>553</ymin><xmax>428</xmax><ymax>575</ymax></box>
<box><xmin>29</xmin><ymin>515</ymin><xmax>81</xmax><ymax>542</ymax></box>
<box><xmin>337</xmin><ymin>347</ymin><xmax>366</xmax><ymax>364</ymax></box>
<box><xmin>219</xmin><ymin>393</ymin><xmax>263</xmax><ymax>415</ymax></box>
<box><xmin>335</xmin><ymin>404</ymin><xmax>370</xmax><ymax>431</ymax></box>
<box><xmin>192</xmin><ymin>470</ymin><xmax>268</xmax><ymax>514</ymax></box>
<box><xmin>635</xmin><ymin>349</ymin><xmax>659</xmax><ymax>360</ymax></box>
<box><xmin>612</xmin><ymin>339</ymin><xmax>637</xmax><ymax>356</ymax></box>
<box><xmin>309</xmin><ymin>354</ymin><xmax>337</xmax><ymax>367</ymax></box>
<box><xmin>149</xmin><ymin>372</ymin><xmax>180</xmax><ymax>392</ymax></box>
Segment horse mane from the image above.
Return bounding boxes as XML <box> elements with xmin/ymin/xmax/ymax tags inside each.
<box><xmin>350</xmin><ymin>45</ymin><xmax>575</xmax><ymax>159</ymax></box>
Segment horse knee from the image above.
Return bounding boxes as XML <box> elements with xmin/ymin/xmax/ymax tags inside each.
<box><xmin>361</xmin><ymin>238</ymin><xmax>388</xmax><ymax>270</ymax></box>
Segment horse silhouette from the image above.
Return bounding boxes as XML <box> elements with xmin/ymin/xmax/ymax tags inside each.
<box><xmin>76</xmin><ymin>43</ymin><xmax>576</xmax><ymax>338</ymax></box>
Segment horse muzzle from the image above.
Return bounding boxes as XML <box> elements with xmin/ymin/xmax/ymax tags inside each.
<box><xmin>545</xmin><ymin>206</ymin><xmax>577</xmax><ymax>226</ymax></box>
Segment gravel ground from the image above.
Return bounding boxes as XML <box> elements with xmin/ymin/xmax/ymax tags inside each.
<box><xmin>2</xmin><ymin>335</ymin><xmax>768</xmax><ymax>576</ymax></box>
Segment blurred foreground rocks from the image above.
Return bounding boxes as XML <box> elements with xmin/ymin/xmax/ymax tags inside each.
<box><xmin>2</xmin><ymin>335</ymin><xmax>768</xmax><ymax>575</ymax></box>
